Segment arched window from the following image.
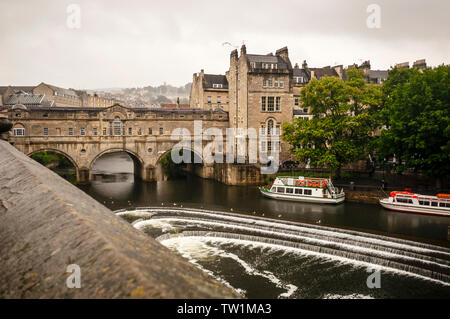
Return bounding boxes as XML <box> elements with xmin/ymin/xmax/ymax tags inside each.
<box><xmin>113</xmin><ymin>116</ymin><xmax>122</xmax><ymax>136</ymax></box>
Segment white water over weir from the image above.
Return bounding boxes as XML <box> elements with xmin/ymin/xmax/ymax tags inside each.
<box><xmin>116</xmin><ymin>207</ymin><xmax>450</xmax><ymax>285</ymax></box>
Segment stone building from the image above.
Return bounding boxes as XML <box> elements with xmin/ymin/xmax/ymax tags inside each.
<box><xmin>1</xmin><ymin>83</ymin><xmax>119</xmax><ymax>108</ymax></box>
<box><xmin>4</xmin><ymin>103</ymin><xmax>230</xmax><ymax>182</ymax></box>
<box><xmin>190</xmin><ymin>70</ymin><xmax>229</xmax><ymax>111</ymax></box>
<box><xmin>0</xmin><ymin>86</ymin><xmax>35</xmax><ymax>106</ymax></box>
<box><xmin>33</xmin><ymin>82</ymin><xmax>118</xmax><ymax>107</ymax></box>
<box><xmin>191</xmin><ymin>45</ymin><xmax>356</xmax><ymax>162</ymax></box>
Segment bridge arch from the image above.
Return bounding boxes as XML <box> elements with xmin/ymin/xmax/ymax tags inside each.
<box><xmin>28</xmin><ymin>148</ymin><xmax>79</xmax><ymax>171</ymax></box>
<box><xmin>89</xmin><ymin>148</ymin><xmax>146</xmax><ymax>181</ymax></box>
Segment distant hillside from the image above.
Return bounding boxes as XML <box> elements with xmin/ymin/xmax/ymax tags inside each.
<box><xmin>100</xmin><ymin>83</ymin><xmax>192</xmax><ymax>107</ymax></box>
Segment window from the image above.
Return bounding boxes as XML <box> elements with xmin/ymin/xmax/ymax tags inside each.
<box><xmin>93</xmin><ymin>128</ymin><xmax>98</xmax><ymax>136</ymax></box>
<box><xmin>286</xmin><ymin>188</ymin><xmax>294</xmax><ymax>194</ymax></box>
<box><xmin>263</xmin><ymin>80</ymin><xmax>267</xmax><ymax>87</ymax></box>
<box><xmin>159</xmin><ymin>127</ymin><xmax>163</xmax><ymax>135</ymax></box>
<box><xmin>207</xmin><ymin>96</ymin><xmax>212</xmax><ymax>104</ymax></box>
<box><xmin>276</xmin><ymin>125</ymin><xmax>281</xmax><ymax>136</ymax></box>
<box><xmin>128</xmin><ymin>127</ymin><xmax>132</xmax><ymax>135</ymax></box>
<box><xmin>268</xmin><ymin>78</ymin><xmax>273</xmax><ymax>87</ymax></box>
<box><xmin>113</xmin><ymin>116</ymin><xmax>121</xmax><ymax>136</ymax></box>
<box><xmin>277</xmin><ymin>187</ymin><xmax>285</xmax><ymax>193</ymax></box>
<box><xmin>80</xmin><ymin>128</ymin><xmax>86</xmax><ymax>136</ymax></box>
<box><xmin>103</xmin><ymin>128</ymin><xmax>107</xmax><ymax>136</ymax></box>
<box><xmin>250</xmin><ymin>62</ymin><xmax>256</xmax><ymax>68</ymax></box>
<box><xmin>279</xmin><ymin>81</ymin><xmax>284</xmax><ymax>88</ymax></box>
<box><xmin>268</xmin><ymin>141</ymin><xmax>272</xmax><ymax>152</ymax></box>
<box><xmin>261</xmin><ymin>97</ymin><xmax>266</xmax><ymax>111</ymax></box>
<box><xmin>148</xmin><ymin>128</ymin><xmax>153</xmax><ymax>135</ymax></box>
<box><xmin>43</xmin><ymin>128</ymin><xmax>48</xmax><ymax>136</ymax></box>
<box><xmin>138</xmin><ymin>128</ymin><xmax>142</xmax><ymax>136</ymax></box>
<box><xmin>213</xmin><ymin>84</ymin><xmax>223</xmax><ymax>88</ymax></box>
<box><xmin>431</xmin><ymin>202</ymin><xmax>438</xmax><ymax>207</ymax></box>
<box><xmin>276</xmin><ymin>97</ymin><xmax>281</xmax><ymax>111</ymax></box>
<box><xmin>267</xmin><ymin>97</ymin><xmax>274</xmax><ymax>111</ymax></box>
<box><xmin>274</xmin><ymin>81</ymin><xmax>278</xmax><ymax>88</ymax></box>
<box><xmin>13</xmin><ymin>128</ymin><xmax>25</xmax><ymax>136</ymax></box>
<box><xmin>217</xmin><ymin>96</ymin><xmax>221</xmax><ymax>104</ymax></box>
<box><xmin>43</xmin><ymin>113</ymin><xmax>49</xmax><ymax>118</ymax></box>
<box><xmin>295</xmin><ymin>188</ymin><xmax>303</xmax><ymax>195</ymax></box>
<box><xmin>295</xmin><ymin>76</ymin><xmax>304</xmax><ymax>84</ymax></box>
<box><xmin>294</xmin><ymin>96</ymin><xmax>299</xmax><ymax>106</ymax></box>
<box><xmin>68</xmin><ymin>128</ymin><xmax>73</xmax><ymax>136</ymax></box>
<box><xmin>304</xmin><ymin>189</ymin><xmax>312</xmax><ymax>195</ymax></box>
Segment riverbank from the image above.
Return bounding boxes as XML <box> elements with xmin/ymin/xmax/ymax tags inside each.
<box><xmin>344</xmin><ymin>189</ymin><xmax>385</xmax><ymax>204</ymax></box>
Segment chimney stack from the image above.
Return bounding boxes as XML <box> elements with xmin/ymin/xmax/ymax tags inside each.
<box><xmin>240</xmin><ymin>44</ymin><xmax>247</xmax><ymax>56</ymax></box>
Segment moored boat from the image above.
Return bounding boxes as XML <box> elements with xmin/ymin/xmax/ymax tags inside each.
<box><xmin>379</xmin><ymin>191</ymin><xmax>450</xmax><ymax>216</ymax></box>
<box><xmin>259</xmin><ymin>176</ymin><xmax>345</xmax><ymax>204</ymax></box>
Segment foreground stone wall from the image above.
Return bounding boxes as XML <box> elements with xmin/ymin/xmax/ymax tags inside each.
<box><xmin>0</xmin><ymin>140</ymin><xmax>238</xmax><ymax>298</ymax></box>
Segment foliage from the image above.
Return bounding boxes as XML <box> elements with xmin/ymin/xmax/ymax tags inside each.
<box><xmin>30</xmin><ymin>151</ymin><xmax>73</xmax><ymax>168</ymax></box>
<box><xmin>282</xmin><ymin>67</ymin><xmax>381</xmax><ymax>178</ymax></box>
<box><xmin>159</xmin><ymin>150</ymin><xmax>186</xmax><ymax>179</ymax></box>
<box><xmin>374</xmin><ymin>66</ymin><xmax>450</xmax><ymax>179</ymax></box>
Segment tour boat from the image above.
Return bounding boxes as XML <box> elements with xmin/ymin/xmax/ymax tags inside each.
<box><xmin>259</xmin><ymin>176</ymin><xmax>345</xmax><ymax>204</ymax></box>
<box><xmin>379</xmin><ymin>191</ymin><xmax>450</xmax><ymax>217</ymax></box>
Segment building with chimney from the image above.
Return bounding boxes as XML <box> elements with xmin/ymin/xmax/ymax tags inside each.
<box><xmin>189</xmin><ymin>70</ymin><xmax>229</xmax><ymax>111</ymax></box>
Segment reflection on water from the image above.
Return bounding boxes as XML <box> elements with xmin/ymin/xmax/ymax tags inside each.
<box><xmin>78</xmin><ymin>153</ymin><xmax>450</xmax><ymax>246</ymax></box>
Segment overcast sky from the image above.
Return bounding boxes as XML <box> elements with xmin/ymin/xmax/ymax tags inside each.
<box><xmin>0</xmin><ymin>0</ymin><xmax>449</xmax><ymax>89</ymax></box>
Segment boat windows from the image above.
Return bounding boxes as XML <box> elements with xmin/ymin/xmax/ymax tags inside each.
<box><xmin>295</xmin><ymin>188</ymin><xmax>302</xmax><ymax>195</ymax></box>
<box><xmin>277</xmin><ymin>187</ymin><xmax>285</xmax><ymax>193</ymax></box>
<box><xmin>396</xmin><ymin>198</ymin><xmax>412</xmax><ymax>204</ymax></box>
<box><xmin>270</xmin><ymin>187</ymin><xmax>276</xmax><ymax>192</ymax></box>
<box><xmin>431</xmin><ymin>202</ymin><xmax>438</xmax><ymax>207</ymax></box>
<box><xmin>439</xmin><ymin>203</ymin><xmax>446</xmax><ymax>207</ymax></box>
<box><xmin>286</xmin><ymin>188</ymin><xmax>294</xmax><ymax>194</ymax></box>
<box><xmin>304</xmin><ymin>189</ymin><xmax>312</xmax><ymax>195</ymax></box>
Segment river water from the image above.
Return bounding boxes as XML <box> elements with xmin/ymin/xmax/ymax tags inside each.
<box><xmin>77</xmin><ymin>152</ymin><xmax>450</xmax><ymax>299</ymax></box>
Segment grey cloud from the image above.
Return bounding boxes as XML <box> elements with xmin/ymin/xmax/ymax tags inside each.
<box><xmin>0</xmin><ymin>0</ymin><xmax>448</xmax><ymax>89</ymax></box>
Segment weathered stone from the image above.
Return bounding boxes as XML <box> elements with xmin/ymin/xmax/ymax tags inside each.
<box><xmin>0</xmin><ymin>140</ymin><xmax>239</xmax><ymax>298</ymax></box>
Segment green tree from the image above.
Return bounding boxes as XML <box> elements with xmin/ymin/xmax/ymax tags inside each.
<box><xmin>282</xmin><ymin>68</ymin><xmax>381</xmax><ymax>178</ymax></box>
<box><xmin>375</xmin><ymin>65</ymin><xmax>450</xmax><ymax>187</ymax></box>
<box><xmin>159</xmin><ymin>150</ymin><xmax>186</xmax><ymax>179</ymax></box>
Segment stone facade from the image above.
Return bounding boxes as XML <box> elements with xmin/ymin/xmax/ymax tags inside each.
<box><xmin>0</xmin><ymin>140</ymin><xmax>238</xmax><ymax>298</ymax></box>
<box><xmin>190</xmin><ymin>70</ymin><xmax>229</xmax><ymax>111</ymax></box>
<box><xmin>33</xmin><ymin>82</ymin><xmax>118</xmax><ymax>107</ymax></box>
<box><xmin>6</xmin><ymin>104</ymin><xmax>231</xmax><ymax>183</ymax></box>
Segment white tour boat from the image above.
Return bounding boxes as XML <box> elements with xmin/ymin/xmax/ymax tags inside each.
<box><xmin>259</xmin><ymin>176</ymin><xmax>345</xmax><ymax>204</ymax></box>
<box><xmin>379</xmin><ymin>191</ymin><xmax>450</xmax><ymax>217</ymax></box>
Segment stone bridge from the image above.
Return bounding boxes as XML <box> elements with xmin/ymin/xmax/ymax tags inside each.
<box><xmin>5</xmin><ymin>104</ymin><xmax>264</xmax><ymax>185</ymax></box>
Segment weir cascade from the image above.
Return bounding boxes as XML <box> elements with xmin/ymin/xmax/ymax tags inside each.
<box><xmin>116</xmin><ymin>207</ymin><xmax>450</xmax><ymax>298</ymax></box>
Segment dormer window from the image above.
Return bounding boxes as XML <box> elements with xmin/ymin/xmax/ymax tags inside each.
<box><xmin>212</xmin><ymin>84</ymin><xmax>223</xmax><ymax>88</ymax></box>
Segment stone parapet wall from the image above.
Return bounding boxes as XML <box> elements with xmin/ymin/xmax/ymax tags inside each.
<box><xmin>0</xmin><ymin>140</ymin><xmax>238</xmax><ymax>298</ymax></box>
